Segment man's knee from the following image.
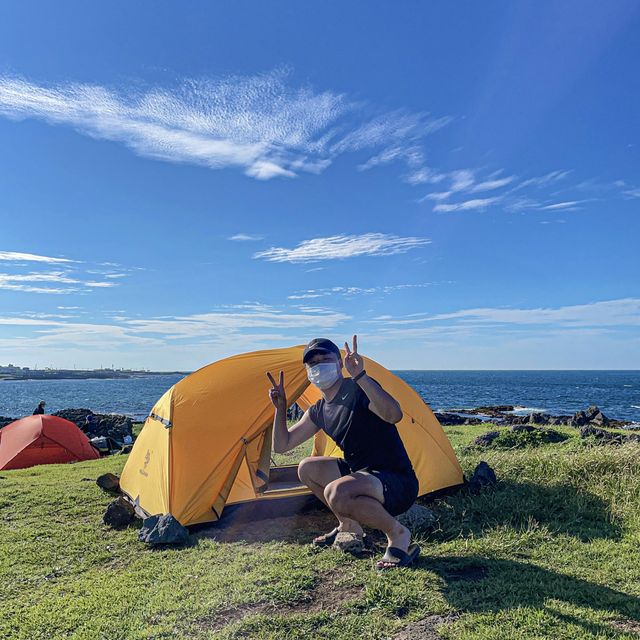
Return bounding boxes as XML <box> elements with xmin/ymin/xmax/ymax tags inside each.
<box><xmin>324</xmin><ymin>478</ymin><xmax>352</xmax><ymax>512</ymax></box>
<box><xmin>297</xmin><ymin>456</ymin><xmax>316</xmax><ymax>484</ymax></box>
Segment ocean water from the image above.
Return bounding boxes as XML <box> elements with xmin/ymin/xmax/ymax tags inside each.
<box><xmin>0</xmin><ymin>370</ymin><xmax>638</xmax><ymax>423</ymax></box>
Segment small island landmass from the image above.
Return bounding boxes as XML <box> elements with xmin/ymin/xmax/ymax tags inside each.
<box><xmin>0</xmin><ymin>364</ymin><xmax>189</xmax><ymax>381</ymax></box>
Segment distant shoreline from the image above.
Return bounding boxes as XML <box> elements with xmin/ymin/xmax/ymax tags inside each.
<box><xmin>0</xmin><ymin>370</ymin><xmax>189</xmax><ymax>381</ymax></box>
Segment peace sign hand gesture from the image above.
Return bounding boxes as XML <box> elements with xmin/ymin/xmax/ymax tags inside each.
<box><xmin>344</xmin><ymin>334</ymin><xmax>365</xmax><ymax>378</ymax></box>
<box><xmin>267</xmin><ymin>370</ymin><xmax>287</xmax><ymax>409</ymax></box>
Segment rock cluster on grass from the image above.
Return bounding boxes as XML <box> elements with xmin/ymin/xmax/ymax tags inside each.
<box><xmin>473</xmin><ymin>425</ymin><xmax>568</xmax><ymax>448</ymax></box>
<box><xmin>579</xmin><ymin>426</ymin><xmax>640</xmax><ymax>446</ymax></box>
<box><xmin>473</xmin><ymin>430</ymin><xmax>501</xmax><ymax>447</ymax></box>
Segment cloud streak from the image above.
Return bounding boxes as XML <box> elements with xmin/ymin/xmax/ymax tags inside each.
<box><xmin>369</xmin><ymin>298</ymin><xmax>640</xmax><ymax>329</ymax></box>
<box><xmin>0</xmin><ymin>251</ymin><xmax>74</xmax><ymax>263</ymax></box>
<box><xmin>433</xmin><ymin>197</ymin><xmax>500</xmax><ymax>213</ymax></box>
<box><xmin>253</xmin><ymin>233</ymin><xmax>431</xmax><ymax>263</ymax></box>
<box><xmin>228</xmin><ymin>233</ymin><xmax>264</xmax><ymax>241</ymax></box>
<box><xmin>287</xmin><ymin>283</ymin><xmax>438</xmax><ymax>300</ymax></box>
<box><xmin>0</xmin><ymin>260</ymin><xmax>122</xmax><ymax>295</ymax></box>
<box><xmin>0</xmin><ymin>70</ymin><xmax>451</xmax><ymax>181</ymax></box>
<box><xmin>0</xmin><ymin>304</ymin><xmax>350</xmax><ymax>351</ymax></box>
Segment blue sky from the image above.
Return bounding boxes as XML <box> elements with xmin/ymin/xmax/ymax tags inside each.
<box><xmin>0</xmin><ymin>1</ymin><xmax>638</xmax><ymax>370</ymax></box>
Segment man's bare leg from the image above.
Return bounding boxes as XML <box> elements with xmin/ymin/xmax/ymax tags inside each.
<box><xmin>324</xmin><ymin>473</ymin><xmax>411</xmax><ymax>566</ymax></box>
<box><xmin>297</xmin><ymin>456</ymin><xmax>364</xmax><ymax>536</ymax></box>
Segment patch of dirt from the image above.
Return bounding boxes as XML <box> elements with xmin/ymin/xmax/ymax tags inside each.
<box><xmin>194</xmin><ymin>567</ymin><xmax>363</xmax><ymax>631</ymax></box>
<box><xmin>393</xmin><ymin>614</ymin><xmax>461</xmax><ymax>640</ymax></box>
<box><xmin>198</xmin><ymin>509</ymin><xmax>338</xmax><ymax>545</ymax></box>
<box><xmin>610</xmin><ymin>618</ymin><xmax>640</xmax><ymax>633</ymax></box>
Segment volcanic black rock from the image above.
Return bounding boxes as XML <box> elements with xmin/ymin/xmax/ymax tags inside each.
<box><xmin>468</xmin><ymin>461</ymin><xmax>497</xmax><ymax>489</ymax></box>
<box><xmin>138</xmin><ymin>514</ymin><xmax>189</xmax><ymax>545</ymax></box>
<box><xmin>103</xmin><ymin>496</ymin><xmax>136</xmax><ymax>528</ymax></box>
<box><xmin>96</xmin><ymin>473</ymin><xmax>121</xmax><ymax>493</ymax></box>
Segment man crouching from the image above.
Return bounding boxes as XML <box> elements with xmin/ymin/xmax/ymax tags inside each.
<box><xmin>267</xmin><ymin>335</ymin><xmax>420</xmax><ymax>570</ymax></box>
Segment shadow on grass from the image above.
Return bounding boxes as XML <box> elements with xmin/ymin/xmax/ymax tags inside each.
<box><xmin>428</xmin><ymin>480</ymin><xmax>622</xmax><ymax>542</ymax></box>
<box><xmin>194</xmin><ymin>478</ymin><xmax>620</xmax><ymax>546</ymax></box>
<box><xmin>422</xmin><ymin>555</ymin><xmax>640</xmax><ymax>635</ymax></box>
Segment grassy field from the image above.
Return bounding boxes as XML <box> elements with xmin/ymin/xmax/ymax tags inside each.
<box><xmin>1</xmin><ymin>423</ymin><xmax>640</xmax><ymax>639</ymax></box>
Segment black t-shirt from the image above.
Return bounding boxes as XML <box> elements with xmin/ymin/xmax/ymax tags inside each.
<box><xmin>308</xmin><ymin>377</ymin><xmax>414</xmax><ymax>475</ymax></box>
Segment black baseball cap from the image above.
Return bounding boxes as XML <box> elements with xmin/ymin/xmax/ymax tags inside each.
<box><xmin>302</xmin><ymin>338</ymin><xmax>341</xmax><ymax>364</ymax></box>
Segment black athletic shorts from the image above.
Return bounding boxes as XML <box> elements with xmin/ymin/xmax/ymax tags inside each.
<box><xmin>336</xmin><ymin>458</ymin><xmax>419</xmax><ymax>517</ymax></box>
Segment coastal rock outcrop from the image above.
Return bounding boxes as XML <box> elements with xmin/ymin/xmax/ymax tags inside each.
<box><xmin>570</xmin><ymin>405</ymin><xmax>609</xmax><ymax>427</ymax></box>
<box><xmin>435</xmin><ymin>412</ymin><xmax>483</xmax><ymax>426</ymax></box>
<box><xmin>53</xmin><ymin>408</ymin><xmax>133</xmax><ymax>443</ymax></box>
<box><xmin>438</xmin><ymin>404</ymin><xmax>634</xmax><ymax>430</ymax></box>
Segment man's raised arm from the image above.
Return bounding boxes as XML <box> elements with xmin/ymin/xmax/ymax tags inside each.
<box><xmin>267</xmin><ymin>370</ymin><xmax>319</xmax><ymax>453</ymax></box>
<box><xmin>344</xmin><ymin>335</ymin><xmax>403</xmax><ymax>424</ymax></box>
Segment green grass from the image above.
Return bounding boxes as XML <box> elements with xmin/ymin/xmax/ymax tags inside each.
<box><xmin>1</xmin><ymin>424</ymin><xmax>639</xmax><ymax>639</ymax></box>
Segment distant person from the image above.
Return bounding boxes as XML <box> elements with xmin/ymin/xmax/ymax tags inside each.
<box><xmin>32</xmin><ymin>401</ymin><xmax>46</xmax><ymax>415</ymax></box>
<box><xmin>267</xmin><ymin>335</ymin><xmax>420</xmax><ymax>570</ymax></box>
<box><xmin>83</xmin><ymin>414</ymin><xmax>96</xmax><ymax>434</ymax></box>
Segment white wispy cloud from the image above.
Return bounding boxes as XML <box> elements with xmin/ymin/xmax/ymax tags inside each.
<box><xmin>0</xmin><ymin>303</ymin><xmax>350</xmax><ymax>353</ymax></box>
<box><xmin>228</xmin><ymin>233</ymin><xmax>265</xmax><ymax>241</ymax></box>
<box><xmin>422</xmin><ymin>191</ymin><xmax>452</xmax><ymax>202</ymax></box>
<box><xmin>515</xmin><ymin>170</ymin><xmax>571</xmax><ymax>190</ymax></box>
<box><xmin>0</xmin><ymin>251</ymin><xmax>74</xmax><ymax>263</ymax></box>
<box><xmin>419</xmin><ymin>167</ymin><xmax>581</xmax><ymax>214</ymax></box>
<box><xmin>433</xmin><ymin>197</ymin><xmax>500</xmax><ymax>213</ymax></box>
<box><xmin>0</xmin><ymin>70</ymin><xmax>451</xmax><ymax>182</ymax></box>
<box><xmin>0</xmin><ymin>271</ymin><xmax>81</xmax><ymax>294</ymax></box>
<box><xmin>539</xmin><ymin>200</ymin><xmax>581</xmax><ymax>210</ymax></box>
<box><xmin>469</xmin><ymin>176</ymin><xmax>514</xmax><ymax>193</ymax></box>
<box><xmin>287</xmin><ymin>283</ymin><xmax>438</xmax><ymax>300</ymax></box>
<box><xmin>253</xmin><ymin>233</ymin><xmax>431</xmax><ymax>263</ymax></box>
<box><xmin>341</xmin><ymin>114</ymin><xmax>452</xmax><ymax>156</ymax></box>
<box><xmin>449</xmin><ymin>169</ymin><xmax>475</xmax><ymax>192</ymax></box>
<box><xmin>0</xmin><ymin>263</ymin><xmax>122</xmax><ymax>295</ymax></box>
<box><xmin>369</xmin><ymin>298</ymin><xmax>640</xmax><ymax>329</ymax></box>
<box><xmin>125</xmin><ymin>304</ymin><xmax>349</xmax><ymax>339</ymax></box>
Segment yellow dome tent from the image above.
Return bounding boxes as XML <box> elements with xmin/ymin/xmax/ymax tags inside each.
<box><xmin>120</xmin><ymin>345</ymin><xmax>464</xmax><ymax>526</ymax></box>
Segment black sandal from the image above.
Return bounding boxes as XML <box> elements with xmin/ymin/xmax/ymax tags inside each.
<box><xmin>376</xmin><ymin>543</ymin><xmax>420</xmax><ymax>570</ymax></box>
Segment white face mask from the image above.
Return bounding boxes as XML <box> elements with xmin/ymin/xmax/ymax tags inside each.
<box><xmin>307</xmin><ymin>362</ymin><xmax>341</xmax><ymax>390</ymax></box>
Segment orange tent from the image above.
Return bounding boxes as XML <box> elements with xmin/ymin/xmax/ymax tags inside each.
<box><xmin>0</xmin><ymin>414</ymin><xmax>100</xmax><ymax>470</ymax></box>
<box><xmin>120</xmin><ymin>345</ymin><xmax>464</xmax><ymax>526</ymax></box>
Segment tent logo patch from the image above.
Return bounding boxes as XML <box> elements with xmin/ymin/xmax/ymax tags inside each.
<box><xmin>139</xmin><ymin>449</ymin><xmax>151</xmax><ymax>477</ymax></box>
